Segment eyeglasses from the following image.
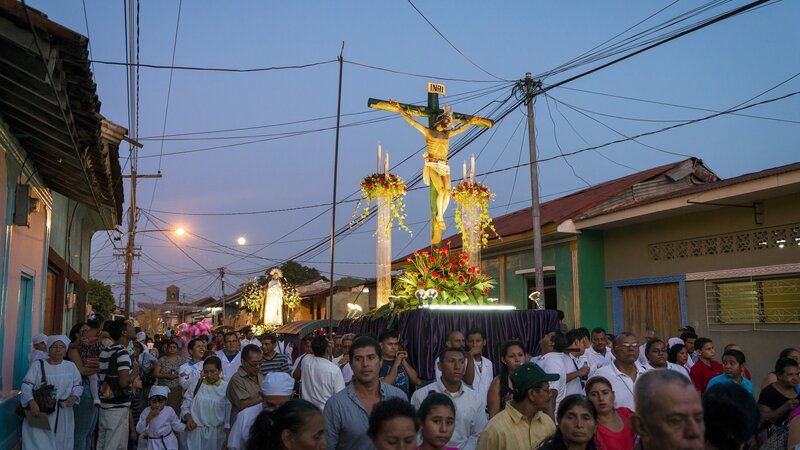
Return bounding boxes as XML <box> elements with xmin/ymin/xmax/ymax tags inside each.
<box><xmin>616</xmin><ymin>344</ymin><xmax>638</xmax><ymax>350</ymax></box>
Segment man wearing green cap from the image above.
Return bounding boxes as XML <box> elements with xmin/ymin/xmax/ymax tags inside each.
<box><xmin>477</xmin><ymin>362</ymin><xmax>558</xmax><ymax>450</ymax></box>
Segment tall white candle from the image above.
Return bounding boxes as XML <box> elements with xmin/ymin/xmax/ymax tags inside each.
<box><xmin>377</xmin><ymin>144</ymin><xmax>382</xmax><ymax>173</ymax></box>
<box><xmin>385</xmin><ymin>153</ymin><xmax>389</xmax><ymax>175</ymax></box>
<box><xmin>470</xmin><ymin>154</ymin><xmax>475</xmax><ymax>183</ymax></box>
<box><xmin>463</xmin><ymin>160</ymin><xmax>467</xmax><ymax>181</ymax></box>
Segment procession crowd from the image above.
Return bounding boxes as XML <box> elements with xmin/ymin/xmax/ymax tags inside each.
<box><xmin>17</xmin><ymin>313</ymin><xmax>800</xmax><ymax>450</ymax></box>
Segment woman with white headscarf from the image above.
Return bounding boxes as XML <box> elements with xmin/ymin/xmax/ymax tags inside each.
<box><xmin>20</xmin><ymin>335</ymin><xmax>83</xmax><ymax>450</ymax></box>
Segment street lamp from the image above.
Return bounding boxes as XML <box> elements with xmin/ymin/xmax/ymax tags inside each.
<box><xmin>237</xmin><ymin>236</ymin><xmax>246</xmax><ymax>245</ymax></box>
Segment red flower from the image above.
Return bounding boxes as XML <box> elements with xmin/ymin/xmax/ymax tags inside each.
<box><xmin>429</xmin><ymin>256</ymin><xmax>435</xmax><ymax>263</ymax></box>
<box><xmin>422</xmin><ymin>251</ymin><xmax>429</xmax><ymax>256</ymax></box>
<box><xmin>419</xmin><ymin>281</ymin><xmax>425</xmax><ymax>287</ymax></box>
<box><xmin>421</xmin><ymin>264</ymin><xmax>428</xmax><ymax>271</ymax></box>
<box><xmin>451</xmin><ymin>258</ymin><xmax>457</xmax><ymax>264</ymax></box>
<box><xmin>450</xmin><ymin>269</ymin><xmax>456</xmax><ymax>275</ymax></box>
<box><xmin>467</xmin><ymin>267</ymin><xmax>474</xmax><ymax>274</ymax></box>
<box><xmin>469</xmin><ymin>189</ymin><xmax>474</xmax><ymax>195</ymax></box>
<box><xmin>432</xmin><ymin>272</ymin><xmax>440</xmax><ymax>279</ymax></box>
<box><xmin>393</xmin><ymin>184</ymin><xmax>398</xmax><ymax>188</ymax></box>
<box><xmin>470</xmin><ymin>276</ymin><xmax>475</xmax><ymax>282</ymax></box>
<box><xmin>414</xmin><ymin>251</ymin><xmax>419</xmax><ymax>256</ymax></box>
<box><xmin>483</xmin><ymin>289</ymin><xmax>489</xmax><ymax>294</ymax></box>
<box><xmin>367</xmin><ymin>183</ymin><xmax>373</xmax><ymax>188</ymax></box>
<box><xmin>484</xmin><ymin>274</ymin><xmax>489</xmax><ymax>280</ymax></box>
<box><xmin>476</xmin><ymin>268</ymin><xmax>481</xmax><ymax>274</ymax></box>
<box><xmin>384</xmin><ymin>184</ymin><xmax>390</xmax><ymax>189</ymax></box>
<box><xmin>403</xmin><ymin>186</ymin><xmax>407</xmax><ymax>191</ymax></box>
<box><xmin>467</xmin><ymin>289</ymin><xmax>473</xmax><ymax>294</ymax></box>
<box><xmin>406</xmin><ymin>257</ymin><xmax>412</xmax><ymax>262</ymax></box>
<box><xmin>458</xmin><ymin>277</ymin><xmax>464</xmax><ymax>283</ymax></box>
<box><xmin>435</xmin><ymin>287</ymin><xmax>441</xmax><ymax>292</ymax></box>
<box><xmin>460</xmin><ymin>261</ymin><xmax>466</xmax><ymax>267</ymax></box>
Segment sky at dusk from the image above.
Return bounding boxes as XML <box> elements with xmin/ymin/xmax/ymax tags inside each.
<box><xmin>27</xmin><ymin>1</ymin><xmax>800</xmax><ymax>308</ymax></box>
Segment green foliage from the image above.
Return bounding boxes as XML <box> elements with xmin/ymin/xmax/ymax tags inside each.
<box><xmin>240</xmin><ymin>281</ymin><xmax>265</xmax><ymax>312</ymax></box>
<box><xmin>88</xmin><ymin>278</ymin><xmax>116</xmax><ymax>319</ymax></box>
<box><xmin>271</xmin><ymin>261</ymin><xmax>321</xmax><ymax>286</ymax></box>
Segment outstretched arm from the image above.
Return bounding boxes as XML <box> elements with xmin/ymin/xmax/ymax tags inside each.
<box><xmin>390</xmin><ymin>100</ymin><xmax>429</xmax><ymax>135</ymax></box>
<box><xmin>447</xmin><ymin>116</ymin><xmax>483</xmax><ymax>138</ymax></box>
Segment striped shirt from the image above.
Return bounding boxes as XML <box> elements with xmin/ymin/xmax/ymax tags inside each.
<box><xmin>99</xmin><ymin>344</ymin><xmax>132</xmax><ymax>406</ymax></box>
<box><xmin>260</xmin><ymin>352</ymin><xmax>291</xmax><ymax>376</ymax></box>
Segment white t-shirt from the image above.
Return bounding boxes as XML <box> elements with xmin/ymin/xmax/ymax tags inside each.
<box><xmin>240</xmin><ymin>338</ymin><xmax>261</xmax><ymax>349</ymax></box>
<box><xmin>535</xmin><ymin>352</ymin><xmax>568</xmax><ymax>411</ymax></box>
<box><xmin>594</xmin><ymin>362</ymin><xmax>646</xmax><ymax>411</ymax></box>
<box><xmin>215</xmin><ymin>349</ymin><xmax>241</xmax><ymax>382</ymax></box>
<box><xmin>584</xmin><ymin>346</ymin><xmax>615</xmax><ymax>378</ymax></box>
<box><xmin>341</xmin><ymin>362</ymin><xmax>353</xmax><ymax>384</ymax></box>
<box><xmin>300</xmin><ymin>355</ymin><xmax>345</xmax><ymax>411</ymax></box>
<box><xmin>565</xmin><ymin>353</ymin><xmax>587</xmax><ymax>396</ymax></box>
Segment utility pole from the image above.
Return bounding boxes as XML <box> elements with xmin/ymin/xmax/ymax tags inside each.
<box><xmin>327</xmin><ymin>43</ymin><xmax>344</xmax><ymax>334</ymax></box>
<box><xmin>523</xmin><ymin>72</ymin><xmax>545</xmax><ymax>304</ymax></box>
<box><xmin>219</xmin><ymin>267</ymin><xmax>226</xmax><ymax>326</ymax></box>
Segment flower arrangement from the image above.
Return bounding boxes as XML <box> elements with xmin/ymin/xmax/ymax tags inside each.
<box><xmin>250</xmin><ymin>323</ymin><xmax>280</xmax><ymax>336</ymax></box>
<box><xmin>240</xmin><ymin>280</ymin><xmax>265</xmax><ymax>312</ymax></box>
<box><xmin>392</xmin><ymin>241</ymin><xmax>496</xmax><ymax>306</ymax></box>
<box><xmin>452</xmin><ymin>181</ymin><xmax>499</xmax><ymax>247</ymax></box>
<box><xmin>350</xmin><ymin>173</ymin><xmax>411</xmax><ymax>236</ymax></box>
<box><xmin>282</xmin><ymin>284</ymin><xmax>302</xmax><ymax>311</ymax></box>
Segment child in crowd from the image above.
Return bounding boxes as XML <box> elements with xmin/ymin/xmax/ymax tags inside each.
<box><xmin>706</xmin><ymin>349</ymin><xmax>755</xmax><ymax>396</ymax></box>
<box><xmin>78</xmin><ymin>313</ymin><xmax>108</xmax><ymax>406</ymax></box>
<box><xmin>136</xmin><ymin>386</ymin><xmax>185</xmax><ymax>450</ymax></box>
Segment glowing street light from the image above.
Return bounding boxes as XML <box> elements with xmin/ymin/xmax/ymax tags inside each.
<box><xmin>175</xmin><ymin>228</ymin><xmax>186</xmax><ymax>236</ymax></box>
<box><xmin>237</xmin><ymin>236</ymin><xmax>247</xmax><ymax>245</ymax></box>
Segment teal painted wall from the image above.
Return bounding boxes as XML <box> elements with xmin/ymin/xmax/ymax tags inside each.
<box><xmin>485</xmin><ymin>243</ymin><xmax>576</xmax><ymax>324</ymax></box>
<box><xmin>577</xmin><ymin>230</ymin><xmax>608</xmax><ymax>330</ymax></box>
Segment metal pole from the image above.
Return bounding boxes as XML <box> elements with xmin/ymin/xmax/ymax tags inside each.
<box><xmin>524</xmin><ymin>72</ymin><xmax>545</xmax><ymax>304</ymax></box>
<box><xmin>328</xmin><ymin>43</ymin><xmax>344</xmax><ymax>334</ymax></box>
<box><xmin>220</xmin><ymin>267</ymin><xmax>226</xmax><ymax>326</ymax></box>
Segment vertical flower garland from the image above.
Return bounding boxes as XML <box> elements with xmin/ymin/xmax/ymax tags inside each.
<box><xmin>452</xmin><ymin>180</ymin><xmax>500</xmax><ymax>264</ymax></box>
<box><xmin>351</xmin><ymin>172</ymin><xmax>411</xmax><ymax>307</ymax></box>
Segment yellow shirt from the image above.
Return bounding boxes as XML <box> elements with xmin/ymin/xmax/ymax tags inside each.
<box><xmin>476</xmin><ymin>403</ymin><xmax>556</xmax><ymax>450</ymax></box>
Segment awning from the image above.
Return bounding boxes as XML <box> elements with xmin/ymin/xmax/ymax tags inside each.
<box><xmin>274</xmin><ymin>320</ymin><xmax>338</xmax><ymax>337</ymax></box>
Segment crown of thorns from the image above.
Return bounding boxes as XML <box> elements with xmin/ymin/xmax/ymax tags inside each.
<box><xmin>436</xmin><ymin>105</ymin><xmax>453</xmax><ymax>123</ymax></box>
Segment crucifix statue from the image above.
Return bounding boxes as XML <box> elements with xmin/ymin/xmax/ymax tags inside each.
<box><xmin>368</xmin><ymin>84</ymin><xmax>493</xmax><ymax>245</ymax></box>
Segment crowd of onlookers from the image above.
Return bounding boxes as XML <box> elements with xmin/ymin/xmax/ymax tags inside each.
<box><xmin>17</xmin><ymin>313</ymin><xmax>800</xmax><ymax>450</ymax></box>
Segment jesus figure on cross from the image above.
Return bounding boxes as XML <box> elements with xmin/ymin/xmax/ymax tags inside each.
<box><xmin>388</xmin><ymin>100</ymin><xmax>486</xmax><ymax>243</ymax></box>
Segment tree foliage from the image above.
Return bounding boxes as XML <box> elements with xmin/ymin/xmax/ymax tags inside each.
<box><xmin>271</xmin><ymin>261</ymin><xmax>322</xmax><ymax>285</ymax></box>
<box><xmin>88</xmin><ymin>278</ymin><xmax>116</xmax><ymax>319</ymax></box>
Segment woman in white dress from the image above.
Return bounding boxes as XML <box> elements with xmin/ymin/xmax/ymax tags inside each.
<box><xmin>263</xmin><ymin>268</ymin><xmax>283</xmax><ymax>326</ymax></box>
<box><xmin>136</xmin><ymin>385</ymin><xmax>185</xmax><ymax>450</ymax></box>
<box><xmin>180</xmin><ymin>356</ymin><xmax>231</xmax><ymax>450</ymax></box>
<box><xmin>20</xmin><ymin>335</ymin><xmax>82</xmax><ymax>450</ymax></box>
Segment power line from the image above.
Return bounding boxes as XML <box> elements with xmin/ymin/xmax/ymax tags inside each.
<box><xmin>344</xmin><ymin>60</ymin><xmax>503</xmax><ymax>83</ymax></box>
<box><xmin>404</xmin><ymin>0</ymin><xmax>508</xmax><ymax>81</ymax></box>
<box><xmin>85</xmin><ymin>58</ymin><xmax>337</xmax><ymax>72</ymax></box>
<box><xmin>552</xmin><ymin>84</ymin><xmax>800</xmax><ymax>125</ymax></box>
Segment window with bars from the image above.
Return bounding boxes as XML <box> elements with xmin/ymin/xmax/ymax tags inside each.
<box><xmin>706</xmin><ymin>275</ymin><xmax>800</xmax><ymax>324</ymax></box>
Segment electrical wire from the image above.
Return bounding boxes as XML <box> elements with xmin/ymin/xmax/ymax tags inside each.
<box><xmin>404</xmin><ymin>0</ymin><xmax>508</xmax><ymax>81</ymax></box>
<box><xmin>543</xmin><ymin>95</ymin><xmax>591</xmax><ymax>186</ymax></box>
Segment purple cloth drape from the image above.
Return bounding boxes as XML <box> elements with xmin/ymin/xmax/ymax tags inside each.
<box><xmin>338</xmin><ymin>308</ymin><xmax>559</xmax><ymax>380</ymax></box>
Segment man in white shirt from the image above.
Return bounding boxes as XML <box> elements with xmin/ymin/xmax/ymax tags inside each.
<box><xmin>412</xmin><ymin>347</ymin><xmax>487</xmax><ymax>450</ymax></box>
<box><xmin>434</xmin><ymin>330</ymin><xmax>467</xmax><ymax>381</ymax></box>
<box><xmin>564</xmin><ymin>330</ymin><xmax>590</xmax><ymax>396</ymax></box>
<box><xmin>239</xmin><ymin>326</ymin><xmax>261</xmax><ymax>349</ymax></box>
<box><xmin>594</xmin><ymin>332</ymin><xmax>647</xmax><ymax>411</ymax></box>
<box><xmin>535</xmin><ymin>331</ymin><xmax>569</xmax><ymax>416</ymax></box>
<box><xmin>301</xmin><ymin>335</ymin><xmax>345</xmax><ymax>410</ymax></box>
<box><xmin>216</xmin><ymin>331</ymin><xmax>242</xmax><ymax>381</ymax></box>
<box><xmin>584</xmin><ymin>327</ymin><xmax>615</xmax><ymax>377</ymax></box>
<box><xmin>465</xmin><ymin>328</ymin><xmax>493</xmax><ymax>407</ymax></box>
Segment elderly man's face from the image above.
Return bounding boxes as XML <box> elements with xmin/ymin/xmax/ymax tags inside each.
<box><xmin>613</xmin><ymin>335</ymin><xmax>639</xmax><ymax>364</ymax></box>
<box><xmin>633</xmin><ymin>383</ymin><xmax>704</xmax><ymax>450</ymax></box>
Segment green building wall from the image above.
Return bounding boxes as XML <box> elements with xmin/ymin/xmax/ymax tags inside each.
<box><xmin>577</xmin><ymin>230</ymin><xmax>607</xmax><ymax>330</ymax></box>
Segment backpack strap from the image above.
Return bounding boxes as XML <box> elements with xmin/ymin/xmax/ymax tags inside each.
<box><xmin>192</xmin><ymin>377</ymin><xmax>203</xmax><ymax>398</ymax></box>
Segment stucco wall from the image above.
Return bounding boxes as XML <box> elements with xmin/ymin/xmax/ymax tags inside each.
<box><xmin>601</xmin><ymin>192</ymin><xmax>800</xmax><ymax>384</ymax></box>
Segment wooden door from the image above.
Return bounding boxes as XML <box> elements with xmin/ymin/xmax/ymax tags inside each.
<box><xmin>621</xmin><ymin>283</ymin><xmax>681</xmax><ymax>343</ymax></box>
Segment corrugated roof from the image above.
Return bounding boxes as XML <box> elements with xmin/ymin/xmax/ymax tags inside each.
<box><xmin>598</xmin><ymin>161</ymin><xmax>800</xmax><ymax>213</ymax></box>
